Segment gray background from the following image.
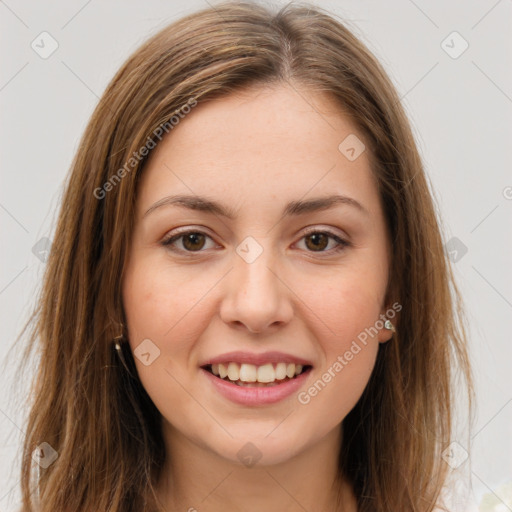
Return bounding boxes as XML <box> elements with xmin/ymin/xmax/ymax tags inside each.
<box><xmin>1</xmin><ymin>1</ymin><xmax>511</xmax><ymax>510</ymax></box>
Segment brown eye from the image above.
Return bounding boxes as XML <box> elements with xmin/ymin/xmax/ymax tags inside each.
<box><xmin>162</xmin><ymin>228</ymin><xmax>349</xmax><ymax>256</ymax></box>
<box><xmin>304</xmin><ymin>232</ymin><xmax>330</xmax><ymax>251</ymax></box>
<box><xmin>298</xmin><ymin>230</ymin><xmax>349</xmax><ymax>254</ymax></box>
<box><xmin>162</xmin><ymin>230</ymin><xmax>215</xmax><ymax>252</ymax></box>
<box><xmin>181</xmin><ymin>232</ymin><xmax>206</xmax><ymax>251</ymax></box>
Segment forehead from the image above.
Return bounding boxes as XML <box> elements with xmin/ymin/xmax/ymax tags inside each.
<box><xmin>136</xmin><ymin>83</ymin><xmax>380</xmax><ymax>219</ymax></box>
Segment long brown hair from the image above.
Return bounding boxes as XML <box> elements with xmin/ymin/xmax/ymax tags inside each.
<box><xmin>12</xmin><ymin>1</ymin><xmax>474</xmax><ymax>510</ymax></box>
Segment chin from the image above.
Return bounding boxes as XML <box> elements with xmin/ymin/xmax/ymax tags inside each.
<box><xmin>206</xmin><ymin>426</ymin><xmax>313</xmax><ymax>468</ymax></box>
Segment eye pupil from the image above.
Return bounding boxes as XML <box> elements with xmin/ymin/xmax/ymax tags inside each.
<box><xmin>305</xmin><ymin>233</ymin><xmax>328</xmax><ymax>251</ymax></box>
<box><xmin>183</xmin><ymin>233</ymin><xmax>205</xmax><ymax>251</ymax></box>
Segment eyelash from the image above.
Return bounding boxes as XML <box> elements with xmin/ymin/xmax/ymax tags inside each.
<box><xmin>161</xmin><ymin>227</ymin><xmax>350</xmax><ymax>256</ymax></box>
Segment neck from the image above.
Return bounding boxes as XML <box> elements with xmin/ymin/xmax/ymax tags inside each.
<box><xmin>155</xmin><ymin>423</ymin><xmax>356</xmax><ymax>512</ymax></box>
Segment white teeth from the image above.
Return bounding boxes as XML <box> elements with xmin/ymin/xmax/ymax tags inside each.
<box><xmin>239</xmin><ymin>363</ymin><xmax>257</xmax><ymax>382</ymax></box>
<box><xmin>209</xmin><ymin>361</ymin><xmax>308</xmax><ymax>384</ymax></box>
<box><xmin>257</xmin><ymin>363</ymin><xmax>275</xmax><ymax>383</ymax></box>
<box><xmin>275</xmin><ymin>362</ymin><xmax>287</xmax><ymax>380</ymax></box>
<box><xmin>218</xmin><ymin>363</ymin><xmax>228</xmax><ymax>379</ymax></box>
<box><xmin>227</xmin><ymin>362</ymin><xmax>239</xmax><ymax>381</ymax></box>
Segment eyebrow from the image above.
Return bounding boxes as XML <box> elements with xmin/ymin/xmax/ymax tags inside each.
<box><xmin>143</xmin><ymin>193</ymin><xmax>369</xmax><ymax>219</ymax></box>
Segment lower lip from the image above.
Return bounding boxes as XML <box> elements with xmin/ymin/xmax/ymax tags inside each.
<box><xmin>200</xmin><ymin>367</ymin><xmax>312</xmax><ymax>406</ymax></box>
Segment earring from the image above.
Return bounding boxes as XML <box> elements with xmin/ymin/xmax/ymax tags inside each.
<box><xmin>384</xmin><ymin>319</ymin><xmax>396</xmax><ymax>333</ymax></box>
<box><xmin>113</xmin><ymin>332</ymin><xmax>124</xmax><ymax>352</ymax></box>
<box><xmin>112</xmin><ymin>328</ymin><xmax>137</xmax><ymax>378</ymax></box>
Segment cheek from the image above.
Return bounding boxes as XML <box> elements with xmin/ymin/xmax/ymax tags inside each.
<box><xmin>291</xmin><ymin>263</ymin><xmax>385</xmax><ymax>421</ymax></box>
<box><xmin>298</xmin><ymin>260</ymin><xmax>387</xmax><ymax>351</ymax></box>
<box><xmin>121</xmin><ymin>257</ymin><xmax>213</xmax><ymax>417</ymax></box>
<box><xmin>122</xmin><ymin>255</ymin><xmax>214</xmax><ymax>349</ymax></box>
<box><xmin>294</xmin><ymin>292</ymin><xmax>381</xmax><ymax>429</ymax></box>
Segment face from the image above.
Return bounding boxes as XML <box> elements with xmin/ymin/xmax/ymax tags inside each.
<box><xmin>122</xmin><ymin>83</ymin><xmax>393</xmax><ymax>467</ymax></box>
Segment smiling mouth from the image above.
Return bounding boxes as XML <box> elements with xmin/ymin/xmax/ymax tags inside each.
<box><xmin>202</xmin><ymin>362</ymin><xmax>312</xmax><ymax>387</ymax></box>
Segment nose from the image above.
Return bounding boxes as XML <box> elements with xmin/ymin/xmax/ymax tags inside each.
<box><xmin>219</xmin><ymin>245</ymin><xmax>294</xmax><ymax>334</ymax></box>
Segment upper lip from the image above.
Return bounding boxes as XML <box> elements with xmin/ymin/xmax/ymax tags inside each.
<box><xmin>200</xmin><ymin>351</ymin><xmax>313</xmax><ymax>367</ymax></box>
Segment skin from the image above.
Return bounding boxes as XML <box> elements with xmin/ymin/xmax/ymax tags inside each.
<box><xmin>121</xmin><ymin>82</ymin><xmax>394</xmax><ymax>512</ymax></box>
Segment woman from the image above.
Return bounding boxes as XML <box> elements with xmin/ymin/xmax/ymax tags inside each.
<box><xmin>15</xmin><ymin>1</ymin><xmax>473</xmax><ymax>510</ymax></box>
